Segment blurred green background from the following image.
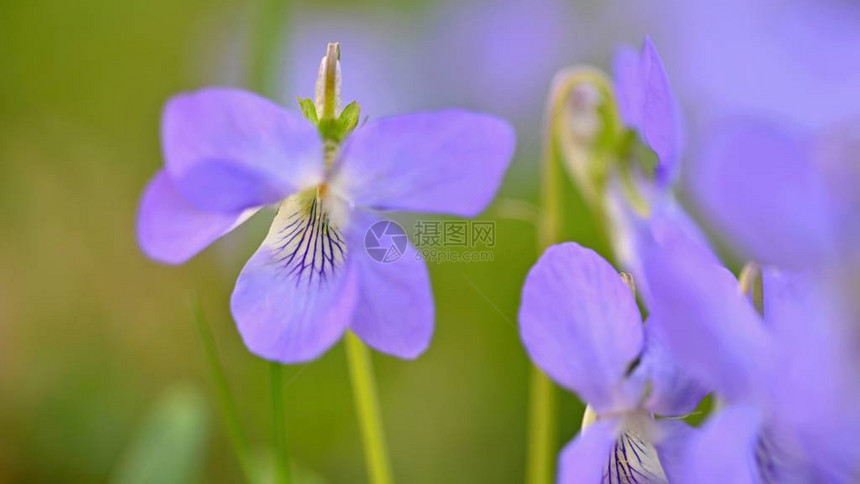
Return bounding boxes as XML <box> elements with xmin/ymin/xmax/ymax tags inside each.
<box><xmin>0</xmin><ymin>0</ymin><xmax>620</xmax><ymax>482</ymax></box>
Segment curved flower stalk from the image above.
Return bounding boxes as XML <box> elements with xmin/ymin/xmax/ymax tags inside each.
<box><xmin>519</xmin><ymin>242</ymin><xmax>706</xmax><ymax>483</ymax></box>
<box><xmin>549</xmin><ymin>37</ymin><xmax>710</xmax><ymax>285</ymax></box>
<box><xmin>550</xmin><ymin>36</ymin><xmax>680</xmax><ymax>216</ymax></box>
<box><xmin>639</xmin><ymin>223</ymin><xmax>860</xmax><ymax>482</ymax></box>
<box><xmin>136</xmin><ymin>44</ymin><xmax>516</xmax><ymax>364</ymax></box>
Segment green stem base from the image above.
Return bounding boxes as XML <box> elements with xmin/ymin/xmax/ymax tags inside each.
<box><xmin>345</xmin><ymin>332</ymin><xmax>394</xmax><ymax>484</ymax></box>
<box><xmin>526</xmin><ymin>366</ymin><xmax>556</xmax><ymax>484</ymax></box>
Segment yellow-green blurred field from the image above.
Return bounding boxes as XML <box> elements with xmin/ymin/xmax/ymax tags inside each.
<box><xmin>0</xmin><ymin>1</ymin><xmax>606</xmax><ymax>481</ymax></box>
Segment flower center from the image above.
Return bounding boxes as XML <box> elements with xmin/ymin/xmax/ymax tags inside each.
<box><xmin>265</xmin><ymin>187</ymin><xmax>348</xmax><ymax>288</ymax></box>
<box><xmin>606</xmin><ymin>430</ymin><xmax>667</xmax><ymax>484</ymax></box>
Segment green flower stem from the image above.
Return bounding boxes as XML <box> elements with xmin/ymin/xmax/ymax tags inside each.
<box><xmin>191</xmin><ymin>299</ymin><xmax>255</xmax><ymax>483</ymax></box>
<box><xmin>526</xmin><ymin>366</ymin><xmax>557</xmax><ymax>484</ymax></box>
<box><xmin>345</xmin><ymin>331</ymin><xmax>394</xmax><ymax>484</ymax></box>
<box><xmin>548</xmin><ymin>68</ymin><xmax>631</xmax><ymax>249</ymax></box>
<box><xmin>271</xmin><ymin>362</ymin><xmax>292</xmax><ymax>484</ymax></box>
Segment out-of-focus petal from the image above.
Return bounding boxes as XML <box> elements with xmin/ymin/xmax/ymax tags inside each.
<box><xmin>608</xmin><ymin>185</ymin><xmax>713</xmax><ymax>300</ymax></box>
<box><xmin>762</xmin><ymin>268</ymin><xmax>819</xmax><ymax>333</ymax></box>
<box><xmin>162</xmin><ymin>88</ymin><xmax>323</xmax><ymax>212</ymax></box>
<box><xmin>677</xmin><ymin>405</ymin><xmax>762</xmax><ymax>484</ymax></box>
<box><xmin>651</xmin><ymin>0</ymin><xmax>860</xmax><ymax>130</ymax></box>
<box><xmin>613</xmin><ymin>37</ymin><xmax>683</xmax><ymax>184</ymax></box>
<box><xmin>816</xmin><ymin>120</ymin><xmax>860</xmax><ymax>253</ymax></box>
<box><xmin>641</xmin><ymin>227</ymin><xmax>771</xmax><ymax>401</ymax></box>
<box><xmin>766</xmin><ymin>269</ymin><xmax>860</xmax><ymax>479</ymax></box>
<box><xmin>634</xmin><ymin>316</ymin><xmax>709</xmax><ymax>417</ymax></box>
<box><xmin>557</xmin><ymin>419</ymin><xmax>620</xmax><ymax>484</ymax></box>
<box><xmin>136</xmin><ymin>170</ymin><xmax>256</xmax><ymax>264</ymax></box>
<box><xmin>691</xmin><ymin>117</ymin><xmax>835</xmax><ymax>268</ymax></box>
<box><xmin>330</xmin><ymin>110</ymin><xmax>515</xmax><ymax>217</ymax></box>
<box><xmin>639</xmin><ymin>37</ymin><xmax>684</xmax><ymax>184</ymax></box>
<box><xmin>519</xmin><ymin>243</ymin><xmax>643</xmax><ymax>413</ymax></box>
<box><xmin>346</xmin><ymin>212</ymin><xmax>434</xmax><ymax>359</ymax></box>
<box><xmin>653</xmin><ymin>419</ymin><xmax>697</xmax><ymax>483</ymax></box>
<box><xmin>230</xmin><ymin>191</ymin><xmax>358</xmax><ymax>363</ymax></box>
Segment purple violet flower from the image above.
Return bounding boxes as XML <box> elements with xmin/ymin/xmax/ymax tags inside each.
<box><xmin>136</xmin><ymin>47</ymin><xmax>515</xmax><ymax>364</ymax></box>
<box><xmin>519</xmin><ymin>242</ymin><xmax>706</xmax><ymax>483</ymax></box>
<box><xmin>605</xmin><ymin>37</ymin><xmax>711</xmax><ymax>292</ymax></box>
<box><xmin>639</xmin><ymin>225</ymin><xmax>860</xmax><ymax>481</ymax></box>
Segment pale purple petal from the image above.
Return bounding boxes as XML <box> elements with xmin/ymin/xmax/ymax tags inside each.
<box><xmin>691</xmin><ymin>117</ymin><xmax>835</xmax><ymax>268</ymax></box>
<box><xmin>230</xmin><ymin>194</ymin><xmax>358</xmax><ymax>363</ymax></box>
<box><xmin>613</xmin><ymin>37</ymin><xmax>683</xmax><ymax>184</ymax></box>
<box><xmin>346</xmin><ymin>212</ymin><xmax>434</xmax><ymax>359</ymax></box>
<box><xmin>608</xmin><ymin>186</ymin><xmax>713</xmax><ymax>301</ymax></box>
<box><xmin>162</xmin><ymin>88</ymin><xmax>323</xmax><ymax>212</ymax></box>
<box><xmin>761</xmin><ymin>268</ymin><xmax>819</xmax><ymax>333</ymax></box>
<box><xmin>641</xmin><ymin>227</ymin><xmax>771</xmax><ymax>401</ymax></box>
<box><xmin>635</xmin><ymin>316</ymin><xmax>709</xmax><ymax>417</ymax></box>
<box><xmin>652</xmin><ymin>0</ymin><xmax>860</xmax><ymax>130</ymax></box>
<box><xmin>645</xmin><ymin>193</ymin><xmax>712</xmax><ymax>260</ymax></box>
<box><xmin>766</xmin><ymin>270</ymin><xmax>860</xmax><ymax>478</ymax></box>
<box><xmin>136</xmin><ymin>170</ymin><xmax>254</xmax><ymax>264</ymax></box>
<box><xmin>519</xmin><ymin>243</ymin><xmax>644</xmax><ymax>412</ymax></box>
<box><xmin>639</xmin><ymin>37</ymin><xmax>684</xmax><ymax>184</ymax></box>
<box><xmin>815</xmin><ymin>121</ymin><xmax>860</xmax><ymax>253</ymax></box>
<box><xmin>557</xmin><ymin>419</ymin><xmax>620</xmax><ymax>484</ymax></box>
<box><xmin>677</xmin><ymin>405</ymin><xmax>762</xmax><ymax>484</ymax></box>
<box><xmin>330</xmin><ymin>110</ymin><xmax>515</xmax><ymax>217</ymax></box>
<box><xmin>653</xmin><ymin>419</ymin><xmax>698</xmax><ymax>483</ymax></box>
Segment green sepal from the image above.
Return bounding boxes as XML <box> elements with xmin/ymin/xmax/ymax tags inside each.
<box><xmin>317</xmin><ymin>101</ymin><xmax>361</xmax><ymax>142</ymax></box>
<box><xmin>297</xmin><ymin>97</ymin><xmax>318</xmax><ymax>124</ymax></box>
<box><xmin>337</xmin><ymin>101</ymin><xmax>361</xmax><ymax>137</ymax></box>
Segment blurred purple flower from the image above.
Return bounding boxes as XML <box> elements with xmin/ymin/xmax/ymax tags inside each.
<box><xmin>605</xmin><ymin>38</ymin><xmax>709</xmax><ymax>288</ymax></box>
<box><xmin>690</xmin><ymin>117</ymin><xmax>860</xmax><ymax>269</ymax></box>
<box><xmin>519</xmin><ymin>242</ymin><xmax>705</xmax><ymax>482</ymax></box>
<box><xmin>640</xmin><ymin>226</ymin><xmax>860</xmax><ymax>481</ymax></box>
<box><xmin>639</xmin><ymin>0</ymin><xmax>860</xmax><ymax>130</ymax></box>
<box><xmin>137</xmin><ymin>88</ymin><xmax>515</xmax><ymax>363</ymax></box>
